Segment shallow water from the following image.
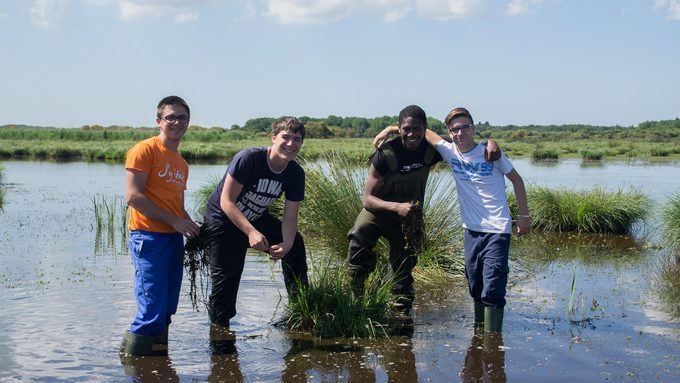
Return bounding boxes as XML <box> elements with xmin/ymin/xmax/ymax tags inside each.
<box><xmin>0</xmin><ymin>160</ymin><xmax>679</xmax><ymax>382</ymax></box>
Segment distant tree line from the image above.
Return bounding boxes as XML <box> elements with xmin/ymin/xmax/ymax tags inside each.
<box><xmin>1</xmin><ymin>116</ymin><xmax>678</xmax><ymax>141</ymax></box>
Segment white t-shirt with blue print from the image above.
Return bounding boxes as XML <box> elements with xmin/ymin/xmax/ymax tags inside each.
<box><xmin>434</xmin><ymin>140</ymin><xmax>514</xmax><ymax>234</ymax></box>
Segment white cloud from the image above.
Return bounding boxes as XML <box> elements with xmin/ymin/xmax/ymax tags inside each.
<box><xmin>505</xmin><ymin>0</ymin><xmax>543</xmax><ymax>16</ymax></box>
<box><xmin>264</xmin><ymin>0</ymin><xmax>353</xmax><ymax>24</ymax></box>
<box><xmin>30</xmin><ymin>0</ymin><xmax>70</xmax><ymax>28</ymax></box>
<box><xmin>416</xmin><ymin>0</ymin><xmax>482</xmax><ymax>21</ymax></box>
<box><xmin>357</xmin><ymin>0</ymin><xmax>411</xmax><ymax>23</ymax></box>
<box><xmin>654</xmin><ymin>0</ymin><xmax>680</xmax><ymax>20</ymax></box>
<box><xmin>117</xmin><ymin>0</ymin><xmax>202</xmax><ymax>22</ymax></box>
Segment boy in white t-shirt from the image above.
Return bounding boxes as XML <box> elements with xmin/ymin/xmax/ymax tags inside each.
<box><xmin>428</xmin><ymin>107</ymin><xmax>530</xmax><ymax>332</ymax></box>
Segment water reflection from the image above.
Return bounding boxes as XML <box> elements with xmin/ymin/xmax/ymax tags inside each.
<box><xmin>120</xmin><ymin>355</ymin><xmax>180</xmax><ymax>383</ymax></box>
<box><xmin>280</xmin><ymin>335</ymin><xmax>418</xmax><ymax>382</ymax></box>
<box><xmin>460</xmin><ymin>330</ymin><xmax>506</xmax><ymax>383</ymax></box>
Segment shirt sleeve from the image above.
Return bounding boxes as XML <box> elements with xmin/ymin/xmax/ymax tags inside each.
<box><xmin>125</xmin><ymin>141</ymin><xmax>153</xmax><ymax>174</ymax></box>
<box><xmin>227</xmin><ymin>149</ymin><xmax>255</xmax><ymax>185</ymax></box>
<box><xmin>284</xmin><ymin>164</ymin><xmax>305</xmax><ymax>202</ymax></box>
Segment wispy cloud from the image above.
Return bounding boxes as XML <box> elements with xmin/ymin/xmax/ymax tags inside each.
<box><xmin>505</xmin><ymin>0</ymin><xmax>543</xmax><ymax>16</ymax></box>
<box><xmin>416</xmin><ymin>0</ymin><xmax>482</xmax><ymax>21</ymax></box>
<box><xmin>654</xmin><ymin>0</ymin><xmax>680</xmax><ymax>20</ymax></box>
<box><xmin>262</xmin><ymin>0</ymin><xmax>487</xmax><ymax>24</ymax></box>
<box><xmin>118</xmin><ymin>0</ymin><xmax>201</xmax><ymax>22</ymax></box>
<box><xmin>30</xmin><ymin>0</ymin><xmax>70</xmax><ymax>28</ymax></box>
<box><xmin>263</xmin><ymin>0</ymin><xmax>353</xmax><ymax>24</ymax></box>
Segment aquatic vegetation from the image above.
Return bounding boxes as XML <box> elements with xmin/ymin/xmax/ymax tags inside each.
<box><xmin>661</xmin><ymin>191</ymin><xmax>680</xmax><ymax>248</ymax></box>
<box><xmin>580</xmin><ymin>150</ymin><xmax>604</xmax><ymax>161</ymax></box>
<box><xmin>283</xmin><ymin>253</ymin><xmax>398</xmax><ymax>338</ymax></box>
<box><xmin>517</xmin><ymin>186</ymin><xmax>651</xmax><ymax>234</ymax></box>
<box><xmin>530</xmin><ymin>149</ymin><xmax>559</xmax><ymax>161</ymax></box>
<box><xmin>91</xmin><ymin>194</ymin><xmax>128</xmax><ymax>250</ymax></box>
<box><xmin>652</xmin><ymin>252</ymin><xmax>680</xmax><ymax>319</ymax></box>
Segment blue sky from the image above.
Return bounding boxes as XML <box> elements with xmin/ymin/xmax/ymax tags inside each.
<box><xmin>1</xmin><ymin>0</ymin><xmax>678</xmax><ymax>128</ymax></box>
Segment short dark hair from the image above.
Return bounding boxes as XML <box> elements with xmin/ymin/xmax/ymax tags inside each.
<box><xmin>444</xmin><ymin>107</ymin><xmax>474</xmax><ymax>127</ymax></box>
<box><xmin>271</xmin><ymin>116</ymin><xmax>305</xmax><ymax>139</ymax></box>
<box><xmin>157</xmin><ymin>96</ymin><xmax>190</xmax><ymax>118</ymax></box>
<box><xmin>398</xmin><ymin>105</ymin><xmax>427</xmax><ymax>126</ymax></box>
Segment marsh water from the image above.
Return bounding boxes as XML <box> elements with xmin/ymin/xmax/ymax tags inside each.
<box><xmin>1</xmin><ymin>159</ymin><xmax>679</xmax><ymax>382</ymax></box>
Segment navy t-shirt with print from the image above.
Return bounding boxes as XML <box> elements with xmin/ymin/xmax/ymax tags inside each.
<box><xmin>205</xmin><ymin>147</ymin><xmax>305</xmax><ymax>224</ymax></box>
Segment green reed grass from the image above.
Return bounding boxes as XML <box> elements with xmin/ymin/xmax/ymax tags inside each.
<box><xmin>531</xmin><ymin>149</ymin><xmax>559</xmax><ymax>161</ymax></box>
<box><xmin>580</xmin><ymin>150</ymin><xmax>604</xmax><ymax>161</ymax></box>
<box><xmin>91</xmin><ymin>194</ymin><xmax>128</xmax><ymax>248</ymax></box>
<box><xmin>661</xmin><ymin>191</ymin><xmax>680</xmax><ymax>247</ymax></box>
<box><xmin>283</xmin><ymin>253</ymin><xmax>397</xmax><ymax>338</ymax></box>
<box><xmin>520</xmin><ymin>186</ymin><xmax>650</xmax><ymax>234</ymax></box>
<box><xmin>0</xmin><ymin>164</ymin><xmax>4</xmax><ymax>208</ymax></box>
<box><xmin>652</xmin><ymin>253</ymin><xmax>680</xmax><ymax>319</ymax></box>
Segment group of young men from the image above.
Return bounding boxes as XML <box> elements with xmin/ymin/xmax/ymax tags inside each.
<box><xmin>119</xmin><ymin>96</ymin><xmax>530</xmax><ymax>357</ymax></box>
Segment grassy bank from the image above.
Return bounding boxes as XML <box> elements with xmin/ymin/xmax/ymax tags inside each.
<box><xmin>2</xmin><ymin>125</ymin><xmax>679</xmax><ymax>162</ymax></box>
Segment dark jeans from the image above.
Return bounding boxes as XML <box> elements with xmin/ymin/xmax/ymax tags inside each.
<box><xmin>207</xmin><ymin>213</ymin><xmax>309</xmax><ymax>326</ymax></box>
<box><xmin>463</xmin><ymin>230</ymin><xmax>511</xmax><ymax>309</ymax></box>
<box><xmin>347</xmin><ymin>208</ymin><xmax>420</xmax><ymax>310</ymax></box>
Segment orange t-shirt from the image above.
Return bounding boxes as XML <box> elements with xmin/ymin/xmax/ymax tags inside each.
<box><xmin>125</xmin><ymin>136</ymin><xmax>188</xmax><ymax>233</ymax></box>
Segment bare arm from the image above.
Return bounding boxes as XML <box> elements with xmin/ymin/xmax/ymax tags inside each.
<box><xmin>505</xmin><ymin>169</ymin><xmax>530</xmax><ymax>236</ymax></box>
<box><xmin>125</xmin><ymin>169</ymin><xmax>199</xmax><ymax>237</ymax></box>
<box><xmin>220</xmin><ymin>173</ymin><xmax>269</xmax><ymax>252</ymax></box>
<box><xmin>362</xmin><ymin>164</ymin><xmax>416</xmax><ymax>218</ymax></box>
<box><xmin>268</xmin><ymin>200</ymin><xmax>300</xmax><ymax>260</ymax></box>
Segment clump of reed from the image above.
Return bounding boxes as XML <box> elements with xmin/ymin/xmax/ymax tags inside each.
<box><xmin>652</xmin><ymin>253</ymin><xmax>680</xmax><ymax>319</ymax></box>
<box><xmin>91</xmin><ymin>194</ymin><xmax>128</xmax><ymax>249</ymax></box>
<box><xmin>283</xmin><ymin>253</ymin><xmax>398</xmax><ymax>338</ymax></box>
<box><xmin>580</xmin><ymin>150</ymin><xmax>604</xmax><ymax>161</ymax></box>
<box><xmin>661</xmin><ymin>191</ymin><xmax>680</xmax><ymax>247</ymax></box>
<box><xmin>517</xmin><ymin>186</ymin><xmax>650</xmax><ymax>234</ymax></box>
<box><xmin>531</xmin><ymin>148</ymin><xmax>559</xmax><ymax>161</ymax></box>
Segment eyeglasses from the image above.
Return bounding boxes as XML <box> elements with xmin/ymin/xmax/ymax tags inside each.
<box><xmin>448</xmin><ymin>124</ymin><xmax>472</xmax><ymax>134</ymax></box>
<box><xmin>162</xmin><ymin>115</ymin><xmax>189</xmax><ymax>124</ymax></box>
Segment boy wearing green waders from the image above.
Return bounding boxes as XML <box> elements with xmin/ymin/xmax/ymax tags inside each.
<box><xmin>121</xmin><ymin>96</ymin><xmax>200</xmax><ymax>356</ymax></box>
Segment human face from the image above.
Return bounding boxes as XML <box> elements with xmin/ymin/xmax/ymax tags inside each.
<box><xmin>398</xmin><ymin>116</ymin><xmax>425</xmax><ymax>151</ymax></box>
<box><xmin>157</xmin><ymin>104</ymin><xmax>190</xmax><ymax>144</ymax></box>
<box><xmin>271</xmin><ymin>129</ymin><xmax>303</xmax><ymax>163</ymax></box>
<box><xmin>447</xmin><ymin>116</ymin><xmax>475</xmax><ymax>152</ymax></box>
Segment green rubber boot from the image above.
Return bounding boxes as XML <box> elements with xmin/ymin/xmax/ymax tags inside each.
<box><xmin>474</xmin><ymin>301</ymin><xmax>484</xmax><ymax>328</ymax></box>
<box><xmin>120</xmin><ymin>330</ymin><xmax>168</xmax><ymax>357</ymax></box>
<box><xmin>484</xmin><ymin>307</ymin><xmax>504</xmax><ymax>333</ymax></box>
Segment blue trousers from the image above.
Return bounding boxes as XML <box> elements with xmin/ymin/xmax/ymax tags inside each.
<box><xmin>128</xmin><ymin>230</ymin><xmax>184</xmax><ymax>337</ymax></box>
<box><xmin>463</xmin><ymin>230</ymin><xmax>511</xmax><ymax>309</ymax></box>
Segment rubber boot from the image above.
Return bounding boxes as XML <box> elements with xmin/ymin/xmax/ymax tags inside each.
<box><xmin>151</xmin><ymin>326</ymin><xmax>169</xmax><ymax>356</ymax></box>
<box><xmin>210</xmin><ymin>323</ymin><xmax>236</xmax><ymax>355</ymax></box>
<box><xmin>474</xmin><ymin>301</ymin><xmax>484</xmax><ymax>328</ymax></box>
<box><xmin>119</xmin><ymin>330</ymin><xmax>157</xmax><ymax>357</ymax></box>
<box><xmin>484</xmin><ymin>307</ymin><xmax>504</xmax><ymax>333</ymax></box>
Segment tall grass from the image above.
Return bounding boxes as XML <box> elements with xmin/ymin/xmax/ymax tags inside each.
<box><xmin>531</xmin><ymin>149</ymin><xmax>559</xmax><ymax>161</ymax></box>
<box><xmin>653</xmin><ymin>191</ymin><xmax>680</xmax><ymax>318</ymax></box>
<box><xmin>283</xmin><ymin>253</ymin><xmax>397</xmax><ymax>338</ymax></box>
<box><xmin>518</xmin><ymin>186</ymin><xmax>650</xmax><ymax>234</ymax></box>
<box><xmin>661</xmin><ymin>191</ymin><xmax>680</xmax><ymax>247</ymax></box>
<box><xmin>91</xmin><ymin>194</ymin><xmax>128</xmax><ymax>250</ymax></box>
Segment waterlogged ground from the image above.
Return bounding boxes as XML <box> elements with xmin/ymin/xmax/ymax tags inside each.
<box><xmin>0</xmin><ymin>160</ymin><xmax>679</xmax><ymax>382</ymax></box>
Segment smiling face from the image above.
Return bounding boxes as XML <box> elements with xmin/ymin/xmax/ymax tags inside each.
<box><xmin>156</xmin><ymin>104</ymin><xmax>190</xmax><ymax>147</ymax></box>
<box><xmin>447</xmin><ymin>116</ymin><xmax>476</xmax><ymax>152</ymax></box>
<box><xmin>270</xmin><ymin>128</ymin><xmax>304</xmax><ymax>164</ymax></box>
<box><xmin>398</xmin><ymin>116</ymin><xmax>425</xmax><ymax>151</ymax></box>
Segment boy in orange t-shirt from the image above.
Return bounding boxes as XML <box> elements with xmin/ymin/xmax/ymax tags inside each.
<box><xmin>120</xmin><ymin>96</ymin><xmax>200</xmax><ymax>357</ymax></box>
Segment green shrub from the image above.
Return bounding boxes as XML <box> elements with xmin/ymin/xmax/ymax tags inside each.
<box><xmin>580</xmin><ymin>150</ymin><xmax>604</xmax><ymax>161</ymax></box>
<box><xmin>531</xmin><ymin>149</ymin><xmax>559</xmax><ymax>161</ymax></box>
